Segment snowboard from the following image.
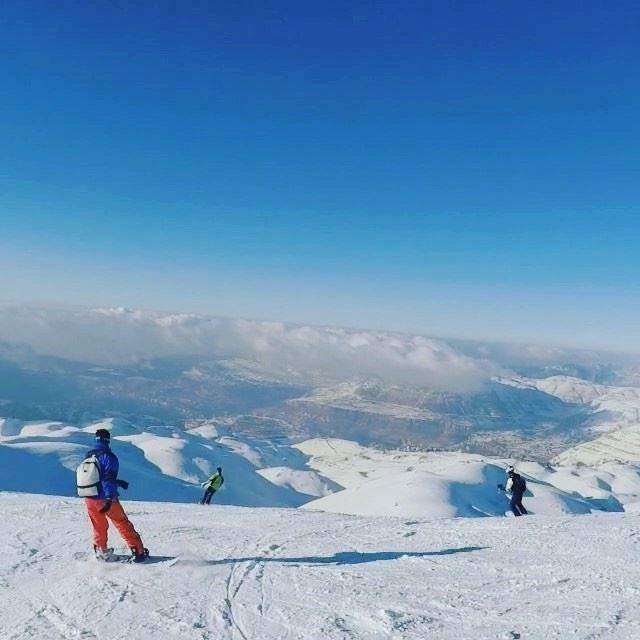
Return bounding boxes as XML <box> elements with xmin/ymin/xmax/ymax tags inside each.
<box><xmin>73</xmin><ymin>550</ymin><xmax>178</xmax><ymax>566</ymax></box>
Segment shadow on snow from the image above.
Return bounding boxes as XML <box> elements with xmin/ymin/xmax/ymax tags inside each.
<box><xmin>199</xmin><ymin>546</ymin><xmax>487</xmax><ymax>567</ymax></box>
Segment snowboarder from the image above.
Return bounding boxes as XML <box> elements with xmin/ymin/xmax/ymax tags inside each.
<box><xmin>80</xmin><ymin>428</ymin><xmax>149</xmax><ymax>562</ymax></box>
<box><xmin>506</xmin><ymin>469</ymin><xmax>528</xmax><ymax>517</ymax></box>
<box><xmin>200</xmin><ymin>467</ymin><xmax>224</xmax><ymax>504</ymax></box>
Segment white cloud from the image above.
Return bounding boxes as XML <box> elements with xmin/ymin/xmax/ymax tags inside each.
<box><xmin>450</xmin><ymin>337</ymin><xmax>634</xmax><ymax>370</ymax></box>
<box><xmin>0</xmin><ymin>305</ymin><xmax>499</xmax><ymax>392</ymax></box>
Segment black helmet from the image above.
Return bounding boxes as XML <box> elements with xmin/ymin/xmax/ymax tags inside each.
<box><xmin>217</xmin><ymin>466</ymin><xmax>222</xmax><ymax>473</ymax></box>
<box><xmin>95</xmin><ymin>428</ymin><xmax>111</xmax><ymax>442</ymax></box>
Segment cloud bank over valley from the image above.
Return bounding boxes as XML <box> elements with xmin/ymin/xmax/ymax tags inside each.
<box><xmin>0</xmin><ymin>305</ymin><xmax>499</xmax><ymax>393</ymax></box>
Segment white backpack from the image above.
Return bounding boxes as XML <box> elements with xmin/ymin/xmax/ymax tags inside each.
<box><xmin>76</xmin><ymin>454</ymin><xmax>101</xmax><ymax>497</ymax></box>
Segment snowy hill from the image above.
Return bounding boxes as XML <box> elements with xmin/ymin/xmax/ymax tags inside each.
<box><xmin>3</xmin><ymin>492</ymin><xmax>640</xmax><ymax>639</ymax></box>
<box><xmin>0</xmin><ymin>315</ymin><xmax>601</xmax><ymax>458</ymax></box>
<box><xmin>0</xmin><ymin>417</ymin><xmax>329</xmax><ymax>507</ymax></box>
<box><xmin>528</xmin><ymin>375</ymin><xmax>640</xmax><ymax>433</ymax></box>
<box><xmin>3</xmin><ymin>305</ymin><xmax>640</xmax><ymax>462</ymax></box>
<box><xmin>553</xmin><ymin>425</ymin><xmax>640</xmax><ymax>466</ymax></box>
<box><xmin>262</xmin><ymin>376</ymin><xmax>591</xmax><ymax>460</ymax></box>
<box><xmin>296</xmin><ymin>438</ymin><xmax>639</xmax><ymax>517</ymax></box>
<box><xmin>520</xmin><ymin>375</ymin><xmax>640</xmax><ymax>467</ymax></box>
<box><xmin>3</xmin><ymin>416</ymin><xmax>640</xmax><ymax>519</ymax></box>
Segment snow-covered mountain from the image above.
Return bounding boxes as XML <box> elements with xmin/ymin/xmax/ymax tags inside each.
<box><xmin>5</xmin><ymin>367</ymin><xmax>640</xmax><ymax>639</ymax></box>
<box><xmin>0</xmin><ymin>349</ymin><xmax>593</xmax><ymax>458</ymax></box>
<box><xmin>296</xmin><ymin>438</ymin><xmax>639</xmax><ymax>516</ymax></box>
<box><xmin>554</xmin><ymin>426</ymin><xmax>640</xmax><ymax>466</ymax></box>
<box><xmin>5</xmin><ymin>311</ymin><xmax>640</xmax><ymax>637</ymax></box>
<box><xmin>0</xmin><ymin>416</ymin><xmax>330</xmax><ymax>507</ymax></box>
<box><xmin>0</xmin><ymin>308</ymin><xmax>619</xmax><ymax>459</ymax></box>
<box><xmin>507</xmin><ymin>375</ymin><xmax>640</xmax><ymax>466</ymax></box>
<box><xmin>529</xmin><ymin>375</ymin><xmax>640</xmax><ymax>433</ymax></box>
<box><xmin>3</xmin><ymin>492</ymin><xmax>640</xmax><ymax>640</ymax></box>
<box><xmin>3</xmin><ymin>416</ymin><xmax>639</xmax><ymax>519</ymax></box>
<box><xmin>257</xmin><ymin>376</ymin><xmax>591</xmax><ymax>460</ymax></box>
<box><xmin>3</xmin><ymin>307</ymin><xmax>640</xmax><ymax>505</ymax></box>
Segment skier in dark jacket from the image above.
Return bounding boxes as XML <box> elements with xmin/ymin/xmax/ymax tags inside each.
<box><xmin>200</xmin><ymin>467</ymin><xmax>224</xmax><ymax>504</ymax></box>
<box><xmin>83</xmin><ymin>428</ymin><xmax>148</xmax><ymax>561</ymax></box>
<box><xmin>507</xmin><ymin>470</ymin><xmax>528</xmax><ymax>516</ymax></box>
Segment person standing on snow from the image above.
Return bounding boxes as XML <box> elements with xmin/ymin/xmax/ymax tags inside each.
<box><xmin>81</xmin><ymin>429</ymin><xmax>148</xmax><ymax>561</ymax></box>
<box><xmin>200</xmin><ymin>467</ymin><xmax>224</xmax><ymax>504</ymax></box>
<box><xmin>506</xmin><ymin>469</ymin><xmax>528</xmax><ymax>517</ymax></box>
<box><xmin>504</xmin><ymin>465</ymin><xmax>515</xmax><ymax>488</ymax></box>
<box><xmin>497</xmin><ymin>465</ymin><xmax>514</xmax><ymax>493</ymax></box>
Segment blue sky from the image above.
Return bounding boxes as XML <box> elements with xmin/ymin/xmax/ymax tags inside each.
<box><xmin>1</xmin><ymin>1</ymin><xmax>639</xmax><ymax>351</ymax></box>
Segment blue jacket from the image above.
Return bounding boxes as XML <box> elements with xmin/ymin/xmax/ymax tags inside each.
<box><xmin>86</xmin><ymin>441</ymin><xmax>120</xmax><ymax>500</ymax></box>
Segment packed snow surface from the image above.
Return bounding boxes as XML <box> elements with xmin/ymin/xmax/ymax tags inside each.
<box><xmin>2</xmin><ymin>493</ymin><xmax>640</xmax><ymax>639</ymax></box>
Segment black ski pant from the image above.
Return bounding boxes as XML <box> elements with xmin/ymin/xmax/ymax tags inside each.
<box><xmin>201</xmin><ymin>488</ymin><xmax>217</xmax><ymax>505</ymax></box>
<box><xmin>510</xmin><ymin>492</ymin><xmax>527</xmax><ymax>516</ymax></box>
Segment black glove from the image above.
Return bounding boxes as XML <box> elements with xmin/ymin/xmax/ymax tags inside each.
<box><xmin>99</xmin><ymin>499</ymin><xmax>112</xmax><ymax>513</ymax></box>
<box><xmin>117</xmin><ymin>479</ymin><xmax>129</xmax><ymax>490</ymax></box>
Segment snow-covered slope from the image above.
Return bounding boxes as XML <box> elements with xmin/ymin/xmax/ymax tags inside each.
<box><xmin>518</xmin><ymin>375</ymin><xmax>640</xmax><ymax>466</ymax></box>
<box><xmin>527</xmin><ymin>376</ymin><xmax>610</xmax><ymax>405</ymax></box>
<box><xmin>3</xmin><ymin>492</ymin><xmax>640</xmax><ymax>639</ymax></box>
<box><xmin>528</xmin><ymin>375</ymin><xmax>640</xmax><ymax>433</ymax></box>
<box><xmin>295</xmin><ymin>439</ymin><xmax>638</xmax><ymax>517</ymax></box>
<box><xmin>0</xmin><ymin>417</ymin><xmax>326</xmax><ymax>507</ymax></box>
<box><xmin>3</xmin><ymin>416</ymin><xmax>640</xmax><ymax>518</ymax></box>
<box><xmin>279</xmin><ymin>377</ymin><xmax>586</xmax><ymax>448</ymax></box>
<box><xmin>554</xmin><ymin>425</ymin><xmax>640</xmax><ymax>466</ymax></box>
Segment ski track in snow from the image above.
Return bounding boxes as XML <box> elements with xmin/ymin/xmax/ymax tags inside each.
<box><xmin>2</xmin><ymin>494</ymin><xmax>640</xmax><ymax>639</ymax></box>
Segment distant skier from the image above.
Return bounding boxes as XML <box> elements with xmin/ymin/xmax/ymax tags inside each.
<box><xmin>77</xmin><ymin>428</ymin><xmax>148</xmax><ymax>562</ymax></box>
<box><xmin>200</xmin><ymin>467</ymin><xmax>224</xmax><ymax>505</ymax></box>
<box><xmin>506</xmin><ymin>469</ymin><xmax>528</xmax><ymax>517</ymax></box>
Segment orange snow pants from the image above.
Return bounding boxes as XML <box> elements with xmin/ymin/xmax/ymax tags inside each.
<box><xmin>85</xmin><ymin>498</ymin><xmax>144</xmax><ymax>553</ymax></box>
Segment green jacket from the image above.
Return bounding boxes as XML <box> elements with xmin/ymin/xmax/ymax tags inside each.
<box><xmin>204</xmin><ymin>472</ymin><xmax>224</xmax><ymax>491</ymax></box>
